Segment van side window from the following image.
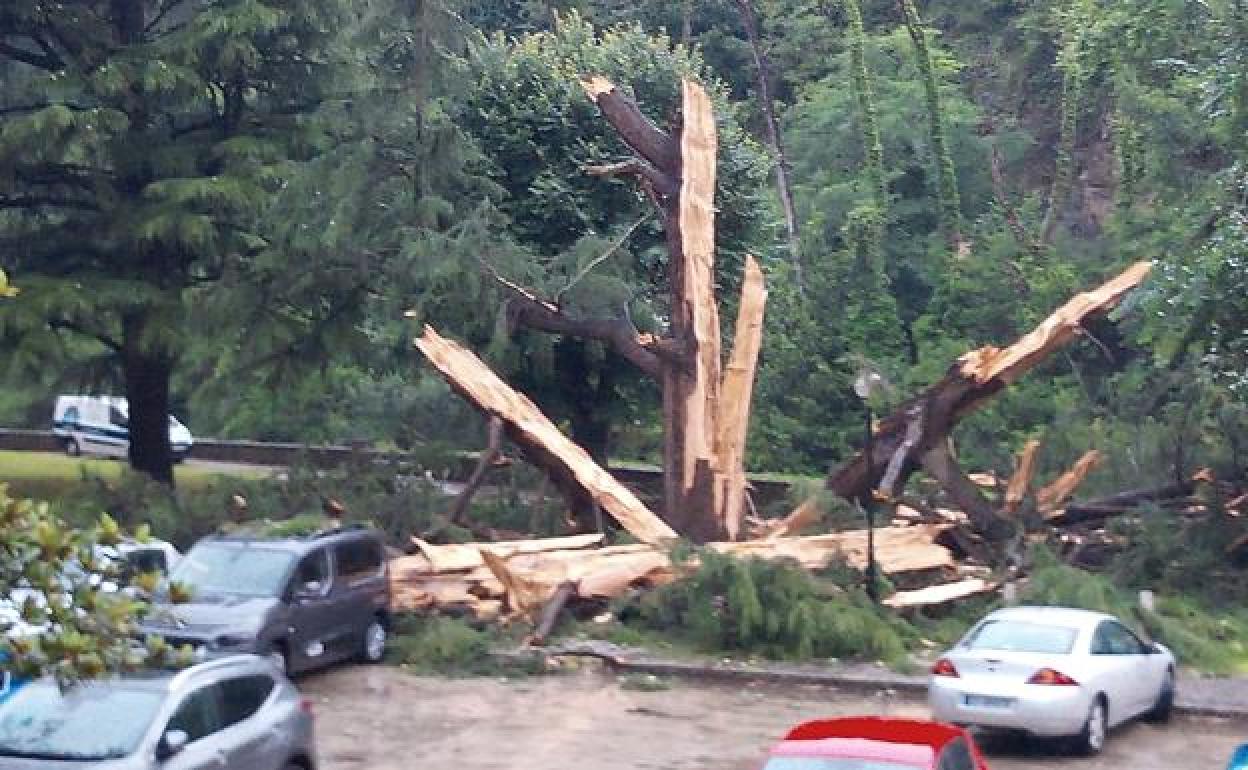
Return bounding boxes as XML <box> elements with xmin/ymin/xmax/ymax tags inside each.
<box><xmin>64</xmin><ymin>406</ymin><xmax>79</xmax><ymax>425</ymax></box>
<box><xmin>291</xmin><ymin>549</ymin><xmax>331</xmax><ymax>597</ymax></box>
<box><xmin>335</xmin><ymin>539</ymin><xmax>384</xmax><ymax>585</ymax></box>
<box><xmin>109</xmin><ymin>406</ymin><xmax>128</xmax><ymax>428</ymax></box>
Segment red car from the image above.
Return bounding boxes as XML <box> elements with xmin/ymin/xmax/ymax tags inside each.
<box><xmin>762</xmin><ymin>716</ymin><xmax>990</xmax><ymax>770</ymax></box>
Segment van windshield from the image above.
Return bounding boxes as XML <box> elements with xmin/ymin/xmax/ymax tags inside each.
<box><xmin>170</xmin><ymin>543</ymin><xmax>295</xmax><ymax>598</ymax></box>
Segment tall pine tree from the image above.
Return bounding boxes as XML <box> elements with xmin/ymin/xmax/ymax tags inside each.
<box><xmin>0</xmin><ymin>0</ymin><xmax>356</xmax><ymax>483</ymax></box>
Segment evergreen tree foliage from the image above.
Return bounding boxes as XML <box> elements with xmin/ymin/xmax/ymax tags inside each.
<box><xmin>0</xmin><ymin>0</ymin><xmax>363</xmax><ymax>483</ymax></box>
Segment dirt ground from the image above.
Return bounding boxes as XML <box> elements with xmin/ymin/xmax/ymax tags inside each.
<box><xmin>300</xmin><ymin>664</ymin><xmax>1246</xmax><ymax>770</ymax></box>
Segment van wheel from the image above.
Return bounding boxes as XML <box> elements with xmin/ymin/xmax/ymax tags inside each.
<box><xmin>266</xmin><ymin>643</ymin><xmax>290</xmax><ymax>676</ymax></box>
<box><xmin>359</xmin><ymin>617</ymin><xmax>387</xmax><ymax>663</ymax></box>
<box><xmin>65</xmin><ymin>438</ymin><xmax>81</xmax><ymax>457</ymax></box>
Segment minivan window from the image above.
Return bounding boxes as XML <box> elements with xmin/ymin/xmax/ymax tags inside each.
<box><xmin>964</xmin><ymin>620</ymin><xmax>1077</xmax><ymax>654</ymax></box>
<box><xmin>336</xmin><ymin>538</ymin><xmax>384</xmax><ymax>585</ymax></box>
<box><xmin>0</xmin><ymin>681</ymin><xmax>164</xmax><ymax>760</ymax></box>
<box><xmin>292</xmin><ymin>549</ymin><xmax>331</xmax><ymax>596</ymax></box>
<box><xmin>171</xmin><ymin>543</ymin><xmax>295</xmax><ymax>598</ymax></box>
<box><xmin>220</xmin><ymin>675</ymin><xmax>275</xmax><ymax>727</ymax></box>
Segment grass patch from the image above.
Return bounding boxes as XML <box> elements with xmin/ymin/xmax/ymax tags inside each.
<box><xmin>385</xmin><ymin>615</ymin><xmax>540</xmax><ymax>677</ymax></box>
<box><xmin>0</xmin><ymin>450</ymin><xmax>268</xmax><ymax>501</ymax></box>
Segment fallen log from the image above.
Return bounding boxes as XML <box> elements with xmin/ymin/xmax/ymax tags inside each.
<box><xmin>883</xmin><ymin>577</ymin><xmax>998</xmax><ymax>610</ymax></box>
<box><xmin>828</xmin><ymin>262</ymin><xmax>1152</xmax><ymax>539</ymax></box>
<box><xmin>408</xmin><ymin>533</ymin><xmax>606</xmax><ymax>572</ymax></box>
<box><xmin>388</xmin><ymin>525</ymin><xmax>953</xmax><ymax>617</ymax></box>
<box><xmin>415</xmin><ymin>326</ymin><xmax>677</xmax><ymax>546</ymax></box>
<box><xmin>1046</xmin><ymin>478</ymin><xmax>1198</xmax><ymax>525</ymax></box>
<box><xmin>529</xmin><ymin>581</ymin><xmax>577</xmax><ymax>645</ymax></box>
<box><xmin>746</xmin><ymin>495</ymin><xmax>821</xmax><ymax>539</ymax></box>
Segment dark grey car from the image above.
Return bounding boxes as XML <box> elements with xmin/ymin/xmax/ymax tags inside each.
<box><xmin>140</xmin><ymin>527</ymin><xmax>390</xmax><ymax>675</ymax></box>
<box><xmin>0</xmin><ymin>655</ymin><xmax>315</xmax><ymax>769</ymax></box>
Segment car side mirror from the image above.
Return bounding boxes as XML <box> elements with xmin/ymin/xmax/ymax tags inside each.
<box><xmin>157</xmin><ymin>729</ymin><xmax>189</xmax><ymax>760</ymax></box>
<box><xmin>294</xmin><ymin>580</ymin><xmax>322</xmax><ymax>600</ymax></box>
<box><xmin>1148</xmin><ymin>642</ymin><xmax>1164</xmax><ymax>655</ymax></box>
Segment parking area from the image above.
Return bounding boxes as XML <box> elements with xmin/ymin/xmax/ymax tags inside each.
<box><xmin>302</xmin><ymin>664</ymin><xmax>1245</xmax><ymax>770</ymax></box>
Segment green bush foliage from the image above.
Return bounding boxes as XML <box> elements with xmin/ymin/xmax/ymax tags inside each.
<box><xmin>386</xmin><ymin>615</ymin><xmax>537</xmax><ymax>676</ymax></box>
<box><xmin>626</xmin><ymin>552</ymin><xmax>912</xmax><ymax>664</ymax></box>
<box><xmin>1022</xmin><ymin>547</ymin><xmax>1248</xmax><ymax>674</ymax></box>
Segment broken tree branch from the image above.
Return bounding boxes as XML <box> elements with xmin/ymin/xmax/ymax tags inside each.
<box><xmin>827</xmin><ymin>262</ymin><xmax>1151</xmax><ymax>540</ymax></box>
<box><xmin>446</xmin><ymin>416</ymin><xmax>505</xmax><ymax>525</ymax></box>
<box><xmin>416</xmin><ymin>326</ymin><xmax>678</xmax><ymax>545</ymax></box>
<box><xmin>1036</xmin><ymin>450</ymin><xmax>1104</xmax><ymax>513</ymax></box>
<box><xmin>581</xmin><ymin>76</ymin><xmax>681</xmax><ymax>175</ymax></box>
<box><xmin>1004</xmin><ymin>439</ymin><xmax>1041</xmax><ymax>516</ymax></box>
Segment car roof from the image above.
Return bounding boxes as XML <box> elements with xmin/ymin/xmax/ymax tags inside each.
<box><xmin>984</xmin><ymin>605</ymin><xmax>1115</xmax><ymax>631</ymax></box>
<box><xmin>22</xmin><ymin>655</ymin><xmax>273</xmax><ymax>695</ymax></box>
<box><xmin>776</xmin><ymin>717</ymin><xmax>963</xmax><ymax>765</ymax></box>
<box><xmin>197</xmin><ymin>525</ymin><xmax>379</xmax><ymax>554</ymax></box>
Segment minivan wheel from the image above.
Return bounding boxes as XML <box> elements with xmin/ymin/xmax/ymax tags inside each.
<box><xmin>360</xmin><ymin>618</ymin><xmax>386</xmax><ymax>663</ymax></box>
<box><xmin>1074</xmin><ymin>698</ymin><xmax>1108</xmax><ymax>756</ymax></box>
<box><xmin>65</xmin><ymin>438</ymin><xmax>80</xmax><ymax>457</ymax></box>
<box><xmin>266</xmin><ymin>645</ymin><xmax>289</xmax><ymax>675</ymax></box>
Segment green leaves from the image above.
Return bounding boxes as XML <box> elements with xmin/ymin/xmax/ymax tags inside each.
<box><xmin>0</xmin><ymin>483</ymin><xmax>181</xmax><ymax>682</ymax></box>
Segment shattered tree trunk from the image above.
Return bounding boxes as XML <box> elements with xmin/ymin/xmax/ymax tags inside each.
<box><xmin>579</xmin><ymin>78</ymin><xmax>765</xmax><ymax>541</ymax></box>
<box><xmin>827</xmin><ymin>262</ymin><xmax>1152</xmax><ymax>540</ymax></box>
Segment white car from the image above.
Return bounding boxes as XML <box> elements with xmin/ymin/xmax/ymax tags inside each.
<box><xmin>927</xmin><ymin>606</ymin><xmax>1175</xmax><ymax>755</ymax></box>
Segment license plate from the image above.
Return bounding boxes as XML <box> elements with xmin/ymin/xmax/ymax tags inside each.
<box><xmin>964</xmin><ymin>694</ymin><xmax>1013</xmax><ymax>709</ymax></box>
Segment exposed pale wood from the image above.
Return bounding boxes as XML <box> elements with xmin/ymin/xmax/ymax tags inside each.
<box><xmin>959</xmin><ymin>262</ymin><xmax>1153</xmax><ymax>386</ymax></box>
<box><xmin>1004</xmin><ymin>440</ymin><xmax>1041</xmax><ymax>515</ymax></box>
<box><xmin>416</xmin><ymin>326</ymin><xmax>677</xmax><ymax>545</ymax></box>
<box><xmin>715</xmin><ymin>254</ymin><xmax>767</xmax><ymax>539</ymax></box>
<box><xmin>408</xmin><ymin>534</ymin><xmax>606</xmax><ymax>572</ymax></box>
<box><xmin>676</xmin><ymin>79</ymin><xmax>723</xmax><ymax>533</ymax></box>
<box><xmin>746</xmin><ymin>496</ymin><xmax>821</xmax><ymax>540</ymax></box>
<box><xmin>482</xmin><ymin>549</ymin><xmax>553</xmax><ymax>617</ymax></box>
<box><xmin>1036</xmin><ymin>450</ymin><xmax>1104</xmax><ymax>513</ymax></box>
<box><xmin>828</xmin><ymin>262</ymin><xmax>1152</xmax><ymax>539</ymax></box>
<box><xmin>883</xmin><ymin>578</ymin><xmax>998</xmax><ymax>609</ymax></box>
<box><xmin>710</xmin><ymin>524</ymin><xmax>953</xmax><ymax>574</ymax></box>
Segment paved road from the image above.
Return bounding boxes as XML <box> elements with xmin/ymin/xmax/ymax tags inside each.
<box><xmin>301</xmin><ymin>664</ymin><xmax>1246</xmax><ymax>770</ymax></box>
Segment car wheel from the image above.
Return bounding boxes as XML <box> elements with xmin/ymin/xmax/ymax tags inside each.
<box><xmin>1146</xmin><ymin>669</ymin><xmax>1175</xmax><ymax>723</ymax></box>
<box><xmin>1074</xmin><ymin>697</ymin><xmax>1108</xmax><ymax>755</ymax></box>
<box><xmin>359</xmin><ymin>617</ymin><xmax>386</xmax><ymax>663</ymax></box>
<box><xmin>266</xmin><ymin>644</ymin><xmax>289</xmax><ymax>676</ymax></box>
<box><xmin>65</xmin><ymin>438</ymin><xmax>80</xmax><ymax>457</ymax></box>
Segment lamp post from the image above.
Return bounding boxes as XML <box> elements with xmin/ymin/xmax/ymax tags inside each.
<box><xmin>854</xmin><ymin>367</ymin><xmax>884</xmax><ymax>603</ymax></box>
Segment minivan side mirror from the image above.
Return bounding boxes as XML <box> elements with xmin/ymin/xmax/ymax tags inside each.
<box><xmin>157</xmin><ymin>729</ymin><xmax>189</xmax><ymax>760</ymax></box>
<box><xmin>293</xmin><ymin>580</ymin><xmax>322</xmax><ymax>600</ymax></box>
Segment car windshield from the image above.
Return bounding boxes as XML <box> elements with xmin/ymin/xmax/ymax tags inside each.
<box><xmin>764</xmin><ymin>758</ymin><xmax>919</xmax><ymax>770</ymax></box>
<box><xmin>0</xmin><ymin>681</ymin><xmax>163</xmax><ymax>760</ymax></box>
<box><xmin>965</xmin><ymin>619</ymin><xmax>1077</xmax><ymax>654</ymax></box>
<box><xmin>170</xmin><ymin>543</ymin><xmax>295</xmax><ymax>598</ymax></box>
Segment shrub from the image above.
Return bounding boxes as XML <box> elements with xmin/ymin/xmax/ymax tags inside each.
<box><xmin>625</xmin><ymin>551</ymin><xmax>912</xmax><ymax>664</ymax></box>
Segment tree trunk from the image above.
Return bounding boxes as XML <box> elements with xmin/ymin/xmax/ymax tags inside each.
<box><xmin>121</xmin><ymin>312</ymin><xmax>175</xmax><ymax>486</ymax></box>
<box><xmin>735</xmin><ymin>0</ymin><xmax>801</xmax><ymax>277</ymax></box>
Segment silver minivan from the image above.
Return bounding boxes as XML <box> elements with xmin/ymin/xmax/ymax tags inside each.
<box><xmin>0</xmin><ymin>655</ymin><xmax>315</xmax><ymax>769</ymax></box>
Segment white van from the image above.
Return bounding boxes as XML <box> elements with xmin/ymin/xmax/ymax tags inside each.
<box><xmin>51</xmin><ymin>395</ymin><xmax>194</xmax><ymax>461</ymax></box>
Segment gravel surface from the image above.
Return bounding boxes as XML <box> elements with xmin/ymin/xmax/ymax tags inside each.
<box><xmin>300</xmin><ymin>664</ymin><xmax>1247</xmax><ymax>770</ymax></box>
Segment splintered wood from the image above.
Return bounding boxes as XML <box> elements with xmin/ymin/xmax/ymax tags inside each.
<box><xmin>415</xmin><ymin>326</ymin><xmax>677</xmax><ymax>546</ymax></box>
<box><xmin>389</xmin><ymin>525</ymin><xmax>953</xmax><ymax>619</ymax></box>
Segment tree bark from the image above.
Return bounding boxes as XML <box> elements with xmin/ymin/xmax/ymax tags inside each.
<box><xmin>121</xmin><ymin>312</ymin><xmax>175</xmax><ymax>485</ymax></box>
<box><xmin>735</xmin><ymin>0</ymin><xmax>801</xmax><ymax>278</ymax></box>
<box><xmin>827</xmin><ymin>263</ymin><xmax>1152</xmax><ymax>540</ymax></box>
<box><xmin>446</xmin><ymin>417</ymin><xmax>504</xmax><ymax>526</ymax></box>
